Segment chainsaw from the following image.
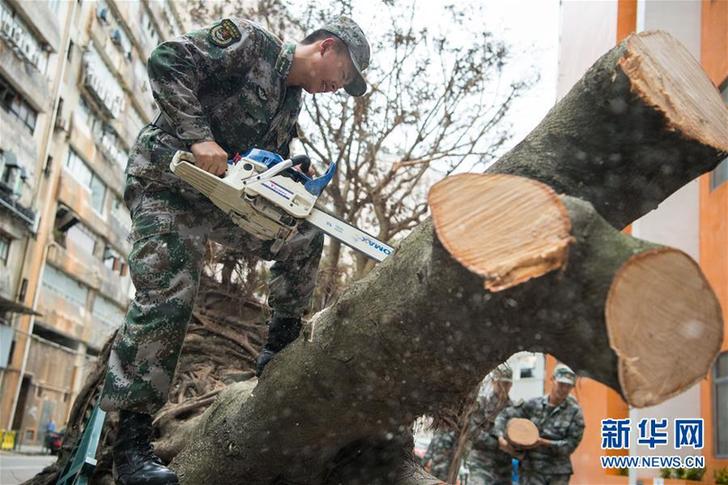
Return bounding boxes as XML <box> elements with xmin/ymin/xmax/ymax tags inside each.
<box><xmin>170</xmin><ymin>148</ymin><xmax>394</xmax><ymax>262</ymax></box>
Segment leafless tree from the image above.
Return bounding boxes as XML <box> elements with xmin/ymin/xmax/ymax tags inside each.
<box><xmin>183</xmin><ymin>0</ymin><xmax>531</xmax><ymax>307</ymax></box>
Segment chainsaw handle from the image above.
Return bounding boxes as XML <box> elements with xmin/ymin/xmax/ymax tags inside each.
<box><xmin>290</xmin><ymin>154</ymin><xmax>311</xmax><ymax>175</ymax></box>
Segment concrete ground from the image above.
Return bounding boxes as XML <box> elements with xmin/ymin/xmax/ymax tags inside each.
<box><xmin>0</xmin><ymin>448</ymin><xmax>55</xmax><ymax>485</ymax></box>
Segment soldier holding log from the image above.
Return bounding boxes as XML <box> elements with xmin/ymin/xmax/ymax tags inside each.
<box><xmin>494</xmin><ymin>364</ymin><xmax>585</xmax><ymax>485</ymax></box>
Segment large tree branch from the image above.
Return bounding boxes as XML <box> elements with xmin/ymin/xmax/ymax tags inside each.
<box><xmin>167</xmin><ymin>30</ymin><xmax>726</xmax><ymax>484</ymax></box>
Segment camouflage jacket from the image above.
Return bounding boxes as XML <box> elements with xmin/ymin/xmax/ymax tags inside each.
<box><xmin>422</xmin><ymin>429</ymin><xmax>457</xmax><ymax>480</ymax></box>
<box><xmin>494</xmin><ymin>395</ymin><xmax>584</xmax><ymax>475</ymax></box>
<box><xmin>468</xmin><ymin>394</ymin><xmax>513</xmax><ymax>468</ymax></box>
<box><xmin>129</xmin><ymin>18</ymin><xmax>302</xmax><ymax>183</ymax></box>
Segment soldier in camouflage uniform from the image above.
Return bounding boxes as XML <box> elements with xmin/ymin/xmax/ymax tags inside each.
<box><xmin>421</xmin><ymin>428</ymin><xmax>458</xmax><ymax>481</ymax></box>
<box><xmin>467</xmin><ymin>365</ymin><xmax>515</xmax><ymax>485</ymax></box>
<box><xmin>493</xmin><ymin>364</ymin><xmax>585</xmax><ymax>485</ymax></box>
<box><xmin>99</xmin><ymin>16</ymin><xmax>371</xmax><ymax>485</ymax></box>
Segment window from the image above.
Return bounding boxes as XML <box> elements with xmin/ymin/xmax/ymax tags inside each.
<box><xmin>91</xmin><ymin>294</ymin><xmax>125</xmax><ymax>324</ymax></box>
<box><xmin>111</xmin><ymin>197</ymin><xmax>131</xmax><ymax>231</ymax></box>
<box><xmin>64</xmin><ymin>149</ymin><xmax>107</xmax><ymax>214</ymax></box>
<box><xmin>41</xmin><ymin>264</ymin><xmax>88</xmax><ymax>308</ymax></box>
<box><xmin>89</xmin><ymin>174</ymin><xmax>107</xmax><ymax>213</ymax></box>
<box><xmin>712</xmin><ymin>158</ymin><xmax>728</xmax><ymax>191</ymax></box>
<box><xmin>0</xmin><ymin>233</ymin><xmax>10</xmax><ymax>264</ymax></box>
<box><xmin>65</xmin><ymin>149</ymin><xmax>92</xmax><ymax>186</ymax></box>
<box><xmin>66</xmin><ymin>222</ymin><xmax>96</xmax><ymax>255</ymax></box>
<box><xmin>0</xmin><ymin>74</ymin><xmax>38</xmax><ymax>134</ymax></box>
<box><xmin>0</xmin><ymin>0</ymin><xmax>50</xmax><ymax>72</ymax></box>
<box><xmin>715</xmin><ymin>352</ymin><xmax>728</xmax><ymax>457</ymax></box>
<box><xmin>711</xmin><ymin>82</ymin><xmax>728</xmax><ymax>191</ymax></box>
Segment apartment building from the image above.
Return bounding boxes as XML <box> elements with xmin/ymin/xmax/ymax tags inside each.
<box><xmin>0</xmin><ymin>0</ymin><xmax>185</xmax><ymax>446</ymax></box>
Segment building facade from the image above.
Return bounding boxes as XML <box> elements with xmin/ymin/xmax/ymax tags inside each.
<box><xmin>0</xmin><ymin>0</ymin><xmax>185</xmax><ymax>446</ymax></box>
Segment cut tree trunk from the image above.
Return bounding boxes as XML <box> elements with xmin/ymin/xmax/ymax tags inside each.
<box><xmin>506</xmin><ymin>418</ymin><xmax>539</xmax><ymax>448</ymax></box>
<box><xmin>490</xmin><ymin>31</ymin><xmax>728</xmax><ymax>229</ymax></box>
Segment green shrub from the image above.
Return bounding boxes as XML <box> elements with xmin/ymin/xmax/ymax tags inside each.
<box><xmin>715</xmin><ymin>466</ymin><xmax>728</xmax><ymax>485</ymax></box>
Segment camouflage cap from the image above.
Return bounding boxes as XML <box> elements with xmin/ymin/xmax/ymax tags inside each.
<box><xmin>491</xmin><ymin>364</ymin><xmax>513</xmax><ymax>382</ymax></box>
<box><xmin>317</xmin><ymin>16</ymin><xmax>370</xmax><ymax>96</ymax></box>
<box><xmin>553</xmin><ymin>363</ymin><xmax>576</xmax><ymax>386</ymax></box>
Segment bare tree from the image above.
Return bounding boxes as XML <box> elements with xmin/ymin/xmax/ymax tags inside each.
<box><xmin>182</xmin><ymin>0</ymin><xmax>531</xmax><ymax>307</ymax></box>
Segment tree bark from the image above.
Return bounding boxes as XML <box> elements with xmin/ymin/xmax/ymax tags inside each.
<box><xmin>171</xmin><ymin>170</ymin><xmax>722</xmax><ymax>483</ymax></box>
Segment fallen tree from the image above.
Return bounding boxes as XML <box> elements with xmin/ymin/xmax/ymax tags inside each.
<box><xmin>170</xmin><ymin>31</ymin><xmax>727</xmax><ymax>484</ymax></box>
<box><xmin>29</xmin><ymin>30</ymin><xmax>727</xmax><ymax>485</ymax></box>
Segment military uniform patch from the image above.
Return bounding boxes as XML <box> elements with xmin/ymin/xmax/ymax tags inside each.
<box><xmin>209</xmin><ymin>19</ymin><xmax>242</xmax><ymax>48</ymax></box>
<box><xmin>256</xmin><ymin>85</ymin><xmax>268</xmax><ymax>101</ymax></box>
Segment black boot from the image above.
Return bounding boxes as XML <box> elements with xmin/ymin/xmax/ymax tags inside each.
<box><xmin>256</xmin><ymin>315</ymin><xmax>302</xmax><ymax>376</ymax></box>
<box><xmin>113</xmin><ymin>410</ymin><xmax>179</xmax><ymax>485</ymax></box>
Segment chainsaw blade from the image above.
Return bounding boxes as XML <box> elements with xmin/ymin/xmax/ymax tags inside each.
<box><xmin>307</xmin><ymin>207</ymin><xmax>394</xmax><ymax>262</ymax></box>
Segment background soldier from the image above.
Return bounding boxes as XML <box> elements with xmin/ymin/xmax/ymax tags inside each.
<box><xmin>467</xmin><ymin>365</ymin><xmax>515</xmax><ymax>485</ymax></box>
<box><xmin>494</xmin><ymin>363</ymin><xmax>585</xmax><ymax>485</ymax></box>
<box><xmin>99</xmin><ymin>16</ymin><xmax>370</xmax><ymax>485</ymax></box>
<box><xmin>421</xmin><ymin>428</ymin><xmax>458</xmax><ymax>481</ymax></box>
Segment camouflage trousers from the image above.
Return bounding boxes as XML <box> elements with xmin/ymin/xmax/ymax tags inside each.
<box><xmin>100</xmin><ymin>175</ymin><xmax>323</xmax><ymax>414</ymax></box>
<box><xmin>520</xmin><ymin>472</ymin><xmax>571</xmax><ymax>485</ymax></box>
<box><xmin>468</xmin><ymin>452</ymin><xmax>512</xmax><ymax>485</ymax></box>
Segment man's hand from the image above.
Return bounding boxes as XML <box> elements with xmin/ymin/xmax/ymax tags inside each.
<box><xmin>191</xmin><ymin>141</ymin><xmax>228</xmax><ymax>176</ymax></box>
<box><xmin>536</xmin><ymin>437</ymin><xmax>554</xmax><ymax>447</ymax></box>
<box><xmin>498</xmin><ymin>436</ymin><xmax>524</xmax><ymax>459</ymax></box>
<box><xmin>290</xmin><ymin>154</ymin><xmax>316</xmax><ymax>177</ymax></box>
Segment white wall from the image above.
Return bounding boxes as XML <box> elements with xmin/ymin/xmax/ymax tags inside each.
<box><xmin>629</xmin><ymin>0</ymin><xmax>703</xmax><ymax>478</ymax></box>
<box><xmin>556</xmin><ymin>0</ymin><xmax>618</xmax><ymax>100</ymax></box>
<box><xmin>507</xmin><ymin>352</ymin><xmax>546</xmax><ymax>402</ymax></box>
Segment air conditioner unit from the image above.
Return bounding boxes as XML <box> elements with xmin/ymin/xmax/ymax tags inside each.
<box><xmin>97</xmin><ymin>7</ymin><xmax>110</xmax><ymax>24</ymax></box>
<box><xmin>11</xmin><ymin>26</ymin><xmax>22</xmax><ymax>46</ymax></box>
<box><xmin>0</xmin><ymin>18</ymin><xmax>12</xmax><ymax>37</ymax></box>
<box><xmin>110</xmin><ymin>29</ymin><xmax>122</xmax><ymax>46</ymax></box>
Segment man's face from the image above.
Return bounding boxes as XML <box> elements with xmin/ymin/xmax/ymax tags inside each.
<box><xmin>305</xmin><ymin>38</ymin><xmax>356</xmax><ymax>94</ymax></box>
<box><xmin>550</xmin><ymin>379</ymin><xmax>574</xmax><ymax>405</ymax></box>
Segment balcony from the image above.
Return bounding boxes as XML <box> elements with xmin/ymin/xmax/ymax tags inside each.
<box><xmin>88</xmin><ymin>316</ymin><xmax>117</xmax><ymax>351</ymax></box>
<box><xmin>46</xmin><ymin>241</ymin><xmax>103</xmax><ymax>291</ymax></box>
<box><xmin>68</xmin><ymin>113</ymin><xmax>97</xmax><ymax>165</ymax></box>
<box><xmin>83</xmin><ymin>69</ymin><xmax>125</xmax><ymax>119</ymax></box>
<box><xmin>57</xmin><ymin>170</ymin><xmax>107</xmax><ymax>231</ymax></box>
<box><xmin>45</xmin><ymin>242</ymin><xmax>130</xmax><ymax>332</ymax></box>
<box><xmin>35</xmin><ymin>285</ymin><xmax>89</xmax><ymax>340</ymax></box>
<box><xmin>0</xmin><ymin>180</ymin><xmax>36</xmax><ymax>231</ymax></box>
<box><xmin>89</xmin><ymin>19</ymin><xmax>133</xmax><ymax>89</ymax></box>
<box><xmin>0</xmin><ymin>38</ymin><xmax>49</xmax><ymax>111</ymax></box>
<box><xmin>97</xmin><ymin>263</ymin><xmax>130</xmax><ymax>309</ymax></box>
<box><xmin>107</xmin><ymin>212</ymin><xmax>131</xmax><ymax>254</ymax></box>
<box><xmin>8</xmin><ymin>1</ymin><xmax>60</xmax><ymax>51</ymax></box>
<box><xmin>68</xmin><ymin>113</ymin><xmax>126</xmax><ymax>194</ymax></box>
<box><xmin>98</xmin><ymin>131</ymin><xmax>128</xmax><ymax>170</ymax></box>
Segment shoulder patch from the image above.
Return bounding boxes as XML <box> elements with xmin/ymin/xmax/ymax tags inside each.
<box><xmin>209</xmin><ymin>19</ymin><xmax>242</xmax><ymax>48</ymax></box>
